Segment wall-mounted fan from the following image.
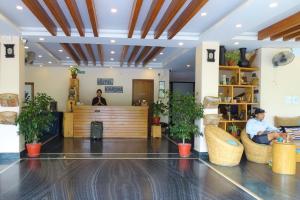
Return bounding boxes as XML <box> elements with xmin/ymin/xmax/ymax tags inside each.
<box><xmin>272</xmin><ymin>50</ymin><xmax>295</xmax><ymax>67</ymax></box>
<box><xmin>25</xmin><ymin>51</ymin><xmax>36</xmax><ymax>65</ymax></box>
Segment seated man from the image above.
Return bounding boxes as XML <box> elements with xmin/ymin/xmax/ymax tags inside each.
<box><xmin>92</xmin><ymin>89</ymin><xmax>107</xmax><ymax>106</ymax></box>
<box><xmin>246</xmin><ymin>108</ymin><xmax>286</xmax><ymax>144</ymax></box>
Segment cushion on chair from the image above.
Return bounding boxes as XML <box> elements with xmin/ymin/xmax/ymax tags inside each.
<box><xmin>226</xmin><ymin>139</ymin><xmax>238</xmax><ymax>146</ymax></box>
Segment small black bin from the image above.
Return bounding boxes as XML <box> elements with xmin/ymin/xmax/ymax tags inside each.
<box><xmin>91</xmin><ymin>121</ymin><xmax>103</xmax><ymax>139</ymax></box>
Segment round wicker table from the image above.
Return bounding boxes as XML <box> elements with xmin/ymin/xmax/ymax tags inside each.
<box><xmin>272</xmin><ymin>142</ymin><xmax>296</xmax><ymax>175</ymax></box>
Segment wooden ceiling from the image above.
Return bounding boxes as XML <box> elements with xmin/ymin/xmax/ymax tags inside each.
<box><xmin>22</xmin><ymin>0</ymin><xmax>207</xmax><ymax>66</ymax></box>
<box><xmin>258</xmin><ymin>11</ymin><xmax>300</xmax><ymax>42</ymax></box>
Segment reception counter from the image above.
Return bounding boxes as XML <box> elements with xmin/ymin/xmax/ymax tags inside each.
<box><xmin>63</xmin><ymin>106</ymin><xmax>148</xmax><ymax>138</ymax></box>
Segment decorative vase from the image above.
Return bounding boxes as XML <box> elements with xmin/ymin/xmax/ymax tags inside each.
<box><xmin>219</xmin><ymin>45</ymin><xmax>226</xmax><ymax>66</ymax></box>
<box><xmin>152</xmin><ymin>116</ymin><xmax>160</xmax><ymax>125</ymax></box>
<box><xmin>238</xmin><ymin>48</ymin><xmax>250</xmax><ymax>67</ymax></box>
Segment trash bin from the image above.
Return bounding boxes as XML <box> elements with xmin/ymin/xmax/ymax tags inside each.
<box><xmin>91</xmin><ymin>121</ymin><xmax>103</xmax><ymax>139</ymax></box>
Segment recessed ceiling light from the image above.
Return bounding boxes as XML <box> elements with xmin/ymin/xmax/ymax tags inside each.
<box><xmin>235</xmin><ymin>24</ymin><xmax>242</xmax><ymax>28</ymax></box>
<box><xmin>153</xmin><ymin>58</ymin><xmax>157</xmax><ymax>62</ymax></box>
<box><xmin>178</xmin><ymin>42</ymin><xmax>184</xmax><ymax>46</ymax></box>
<box><xmin>110</xmin><ymin>58</ymin><xmax>114</xmax><ymax>61</ymax></box>
<box><xmin>159</xmin><ymin>52</ymin><xmax>164</xmax><ymax>55</ymax></box>
<box><xmin>110</xmin><ymin>50</ymin><xmax>115</xmax><ymax>54</ymax></box>
<box><xmin>186</xmin><ymin>64</ymin><xmax>191</xmax><ymax>68</ymax></box>
<box><xmin>38</xmin><ymin>55</ymin><xmax>42</xmax><ymax>58</ymax></box>
<box><xmin>148</xmin><ymin>67</ymin><xmax>152</xmax><ymax>70</ymax></box>
<box><xmin>110</xmin><ymin>67</ymin><xmax>113</xmax><ymax>69</ymax></box>
<box><xmin>269</xmin><ymin>2</ymin><xmax>278</xmax><ymax>8</ymax></box>
<box><xmin>66</xmin><ymin>56</ymin><xmax>70</xmax><ymax>59</ymax></box>
<box><xmin>111</xmin><ymin>8</ymin><xmax>117</xmax><ymax>13</ymax></box>
<box><xmin>234</xmin><ymin>42</ymin><xmax>239</xmax><ymax>45</ymax></box>
<box><xmin>16</xmin><ymin>5</ymin><xmax>23</xmax><ymax>10</ymax></box>
<box><xmin>201</xmin><ymin>12</ymin><xmax>207</xmax><ymax>16</ymax></box>
<box><xmin>58</xmin><ymin>49</ymin><xmax>63</xmax><ymax>52</ymax></box>
<box><xmin>110</xmin><ymin>39</ymin><xmax>116</xmax><ymax>43</ymax></box>
<box><xmin>48</xmin><ymin>61</ymin><xmax>52</xmax><ymax>64</ymax></box>
<box><xmin>24</xmin><ymin>46</ymin><xmax>29</xmax><ymax>49</ymax></box>
<box><xmin>39</xmin><ymin>37</ymin><xmax>45</xmax><ymax>41</ymax></box>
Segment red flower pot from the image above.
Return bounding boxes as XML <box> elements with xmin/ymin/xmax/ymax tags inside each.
<box><xmin>178</xmin><ymin>143</ymin><xmax>192</xmax><ymax>157</ymax></box>
<box><xmin>26</xmin><ymin>143</ymin><xmax>42</xmax><ymax>157</ymax></box>
<box><xmin>152</xmin><ymin>116</ymin><xmax>160</xmax><ymax>125</ymax></box>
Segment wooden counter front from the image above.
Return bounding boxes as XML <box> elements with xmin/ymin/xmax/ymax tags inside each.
<box><xmin>73</xmin><ymin>106</ymin><xmax>148</xmax><ymax>138</ymax></box>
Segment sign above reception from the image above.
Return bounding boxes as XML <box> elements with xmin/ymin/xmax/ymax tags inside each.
<box><xmin>105</xmin><ymin>86</ymin><xmax>123</xmax><ymax>93</ymax></box>
<box><xmin>97</xmin><ymin>78</ymin><xmax>113</xmax><ymax>85</ymax></box>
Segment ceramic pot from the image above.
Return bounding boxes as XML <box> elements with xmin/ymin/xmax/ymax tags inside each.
<box><xmin>26</xmin><ymin>143</ymin><xmax>42</xmax><ymax>157</ymax></box>
<box><xmin>152</xmin><ymin>116</ymin><xmax>160</xmax><ymax>125</ymax></box>
<box><xmin>178</xmin><ymin>143</ymin><xmax>191</xmax><ymax>157</ymax></box>
<box><xmin>219</xmin><ymin>46</ymin><xmax>226</xmax><ymax>66</ymax></box>
<box><xmin>238</xmin><ymin>48</ymin><xmax>250</xmax><ymax>67</ymax></box>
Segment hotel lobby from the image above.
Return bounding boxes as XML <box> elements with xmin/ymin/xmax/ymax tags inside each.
<box><xmin>0</xmin><ymin>0</ymin><xmax>300</xmax><ymax>199</ymax></box>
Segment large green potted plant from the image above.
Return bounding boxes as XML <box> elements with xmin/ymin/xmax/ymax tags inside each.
<box><xmin>225</xmin><ymin>50</ymin><xmax>240</xmax><ymax>66</ymax></box>
<box><xmin>152</xmin><ymin>100</ymin><xmax>168</xmax><ymax>125</ymax></box>
<box><xmin>16</xmin><ymin>93</ymin><xmax>54</xmax><ymax>157</ymax></box>
<box><xmin>69</xmin><ymin>66</ymin><xmax>79</xmax><ymax>79</ymax></box>
<box><xmin>169</xmin><ymin>92</ymin><xmax>204</xmax><ymax>157</ymax></box>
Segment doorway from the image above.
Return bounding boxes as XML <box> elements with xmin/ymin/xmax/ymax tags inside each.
<box><xmin>132</xmin><ymin>79</ymin><xmax>154</xmax><ymax>135</ymax></box>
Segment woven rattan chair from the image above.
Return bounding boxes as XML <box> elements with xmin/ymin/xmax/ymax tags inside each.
<box><xmin>205</xmin><ymin>125</ymin><xmax>244</xmax><ymax>166</ymax></box>
<box><xmin>240</xmin><ymin>129</ymin><xmax>272</xmax><ymax>164</ymax></box>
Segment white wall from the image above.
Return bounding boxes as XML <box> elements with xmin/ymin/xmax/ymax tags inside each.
<box><xmin>259</xmin><ymin>48</ymin><xmax>300</xmax><ymax>124</ymax></box>
<box><xmin>25</xmin><ymin>66</ymin><xmax>169</xmax><ymax>111</ymax></box>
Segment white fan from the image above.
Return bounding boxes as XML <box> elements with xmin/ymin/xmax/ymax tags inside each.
<box><xmin>272</xmin><ymin>51</ymin><xmax>295</xmax><ymax>67</ymax></box>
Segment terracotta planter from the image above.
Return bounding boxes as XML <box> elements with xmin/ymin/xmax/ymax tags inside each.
<box><xmin>152</xmin><ymin>116</ymin><xmax>160</xmax><ymax>125</ymax></box>
<box><xmin>26</xmin><ymin>143</ymin><xmax>42</xmax><ymax>157</ymax></box>
<box><xmin>232</xmin><ymin>132</ymin><xmax>238</xmax><ymax>138</ymax></box>
<box><xmin>178</xmin><ymin>143</ymin><xmax>192</xmax><ymax>157</ymax></box>
<box><xmin>71</xmin><ymin>74</ymin><xmax>77</xmax><ymax>79</ymax></box>
<box><xmin>227</xmin><ymin>60</ymin><xmax>237</xmax><ymax>66</ymax></box>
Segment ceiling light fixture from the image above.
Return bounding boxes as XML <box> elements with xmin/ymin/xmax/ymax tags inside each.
<box><xmin>111</xmin><ymin>8</ymin><xmax>117</xmax><ymax>13</ymax></box>
<box><xmin>235</xmin><ymin>24</ymin><xmax>242</xmax><ymax>28</ymax></box>
<box><xmin>200</xmin><ymin>12</ymin><xmax>207</xmax><ymax>16</ymax></box>
<box><xmin>159</xmin><ymin>52</ymin><xmax>164</xmax><ymax>55</ymax></box>
<box><xmin>66</xmin><ymin>56</ymin><xmax>70</xmax><ymax>59</ymax></box>
<box><xmin>48</xmin><ymin>61</ymin><xmax>52</xmax><ymax>64</ymax></box>
<box><xmin>234</xmin><ymin>42</ymin><xmax>239</xmax><ymax>45</ymax></box>
<box><xmin>153</xmin><ymin>58</ymin><xmax>157</xmax><ymax>62</ymax></box>
<box><xmin>110</xmin><ymin>58</ymin><xmax>114</xmax><ymax>61</ymax></box>
<box><xmin>16</xmin><ymin>5</ymin><xmax>23</xmax><ymax>10</ymax></box>
<box><xmin>110</xmin><ymin>39</ymin><xmax>116</xmax><ymax>43</ymax></box>
<box><xmin>24</xmin><ymin>46</ymin><xmax>29</xmax><ymax>49</ymax></box>
<box><xmin>39</xmin><ymin>37</ymin><xmax>45</xmax><ymax>41</ymax></box>
<box><xmin>186</xmin><ymin>64</ymin><xmax>191</xmax><ymax>68</ymax></box>
<box><xmin>58</xmin><ymin>49</ymin><xmax>63</xmax><ymax>52</ymax></box>
<box><xmin>148</xmin><ymin>67</ymin><xmax>152</xmax><ymax>70</ymax></box>
<box><xmin>38</xmin><ymin>55</ymin><xmax>42</xmax><ymax>58</ymax></box>
<box><xmin>39</xmin><ymin>65</ymin><xmax>43</xmax><ymax>67</ymax></box>
<box><xmin>269</xmin><ymin>2</ymin><xmax>278</xmax><ymax>8</ymax></box>
<box><xmin>178</xmin><ymin>42</ymin><xmax>184</xmax><ymax>46</ymax></box>
<box><xmin>110</xmin><ymin>50</ymin><xmax>115</xmax><ymax>54</ymax></box>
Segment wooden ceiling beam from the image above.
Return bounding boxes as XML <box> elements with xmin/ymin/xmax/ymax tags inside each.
<box><xmin>168</xmin><ymin>0</ymin><xmax>207</xmax><ymax>39</ymax></box>
<box><xmin>283</xmin><ymin>30</ymin><xmax>300</xmax><ymax>41</ymax></box>
<box><xmin>154</xmin><ymin>0</ymin><xmax>187</xmax><ymax>39</ymax></box>
<box><xmin>270</xmin><ymin>25</ymin><xmax>300</xmax><ymax>41</ymax></box>
<box><xmin>60</xmin><ymin>43</ymin><xmax>80</xmax><ymax>65</ymax></box>
<box><xmin>97</xmin><ymin>44</ymin><xmax>105</xmax><ymax>66</ymax></box>
<box><xmin>128</xmin><ymin>46</ymin><xmax>141</xmax><ymax>66</ymax></box>
<box><xmin>22</xmin><ymin>0</ymin><xmax>57</xmax><ymax>36</ymax></box>
<box><xmin>120</xmin><ymin>46</ymin><xmax>129</xmax><ymax>66</ymax></box>
<box><xmin>86</xmin><ymin>0</ymin><xmax>99</xmax><ymax>37</ymax></box>
<box><xmin>85</xmin><ymin>44</ymin><xmax>96</xmax><ymax>65</ymax></box>
<box><xmin>44</xmin><ymin>0</ymin><xmax>71</xmax><ymax>36</ymax></box>
<box><xmin>258</xmin><ymin>11</ymin><xmax>300</xmax><ymax>40</ymax></box>
<box><xmin>65</xmin><ymin>0</ymin><xmax>85</xmax><ymax>36</ymax></box>
<box><xmin>141</xmin><ymin>0</ymin><xmax>164</xmax><ymax>38</ymax></box>
<box><xmin>128</xmin><ymin>0</ymin><xmax>143</xmax><ymax>38</ymax></box>
<box><xmin>143</xmin><ymin>47</ymin><xmax>164</xmax><ymax>66</ymax></box>
<box><xmin>135</xmin><ymin>46</ymin><xmax>152</xmax><ymax>66</ymax></box>
<box><xmin>295</xmin><ymin>37</ymin><xmax>300</xmax><ymax>41</ymax></box>
<box><xmin>72</xmin><ymin>44</ymin><xmax>88</xmax><ymax>65</ymax></box>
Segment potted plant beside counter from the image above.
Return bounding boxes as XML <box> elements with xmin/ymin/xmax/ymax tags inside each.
<box><xmin>16</xmin><ymin>93</ymin><xmax>54</xmax><ymax>157</ymax></box>
<box><xmin>169</xmin><ymin>92</ymin><xmax>204</xmax><ymax>157</ymax></box>
<box><xmin>152</xmin><ymin>100</ymin><xmax>168</xmax><ymax>125</ymax></box>
<box><xmin>69</xmin><ymin>66</ymin><xmax>79</xmax><ymax>79</ymax></box>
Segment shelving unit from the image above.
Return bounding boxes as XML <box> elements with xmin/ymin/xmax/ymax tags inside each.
<box><xmin>218</xmin><ymin>66</ymin><xmax>259</xmax><ymax>132</ymax></box>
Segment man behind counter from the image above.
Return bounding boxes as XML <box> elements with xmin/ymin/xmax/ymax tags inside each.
<box><xmin>92</xmin><ymin>89</ymin><xmax>107</xmax><ymax>106</ymax></box>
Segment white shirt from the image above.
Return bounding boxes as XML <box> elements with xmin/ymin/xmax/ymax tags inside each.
<box><xmin>246</xmin><ymin>118</ymin><xmax>279</xmax><ymax>139</ymax></box>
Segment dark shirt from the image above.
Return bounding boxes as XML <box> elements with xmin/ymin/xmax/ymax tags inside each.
<box><xmin>92</xmin><ymin>96</ymin><xmax>107</xmax><ymax>106</ymax></box>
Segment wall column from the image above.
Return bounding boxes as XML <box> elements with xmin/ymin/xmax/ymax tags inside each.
<box><xmin>0</xmin><ymin>36</ymin><xmax>25</xmax><ymax>154</ymax></box>
<box><xmin>194</xmin><ymin>42</ymin><xmax>219</xmax><ymax>153</ymax></box>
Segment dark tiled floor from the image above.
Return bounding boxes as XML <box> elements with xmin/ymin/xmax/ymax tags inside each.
<box><xmin>0</xmin><ymin>159</ymin><xmax>255</xmax><ymax>200</ymax></box>
<box><xmin>203</xmin><ymin>157</ymin><xmax>300</xmax><ymax>200</ymax></box>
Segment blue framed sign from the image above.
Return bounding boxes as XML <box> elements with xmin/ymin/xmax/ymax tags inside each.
<box><xmin>105</xmin><ymin>86</ymin><xmax>123</xmax><ymax>93</ymax></box>
<box><xmin>97</xmin><ymin>78</ymin><xmax>113</xmax><ymax>85</ymax></box>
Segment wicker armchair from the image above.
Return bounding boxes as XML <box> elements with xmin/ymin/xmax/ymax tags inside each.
<box><xmin>240</xmin><ymin>129</ymin><xmax>272</xmax><ymax>163</ymax></box>
<box><xmin>205</xmin><ymin>125</ymin><xmax>244</xmax><ymax>166</ymax></box>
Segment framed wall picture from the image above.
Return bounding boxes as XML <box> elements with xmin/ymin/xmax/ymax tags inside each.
<box><xmin>159</xmin><ymin>81</ymin><xmax>165</xmax><ymax>98</ymax></box>
<box><xmin>24</xmin><ymin>82</ymin><xmax>34</xmax><ymax>102</ymax></box>
<box><xmin>4</xmin><ymin>44</ymin><xmax>15</xmax><ymax>58</ymax></box>
<box><xmin>207</xmin><ymin>49</ymin><xmax>216</xmax><ymax>62</ymax></box>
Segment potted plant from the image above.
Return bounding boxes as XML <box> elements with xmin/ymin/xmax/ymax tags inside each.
<box><xmin>225</xmin><ymin>50</ymin><xmax>240</xmax><ymax>66</ymax></box>
<box><xmin>228</xmin><ymin>123</ymin><xmax>240</xmax><ymax>138</ymax></box>
<box><xmin>152</xmin><ymin>100</ymin><xmax>168</xmax><ymax>125</ymax></box>
<box><xmin>16</xmin><ymin>93</ymin><xmax>54</xmax><ymax>157</ymax></box>
<box><xmin>169</xmin><ymin>92</ymin><xmax>204</xmax><ymax>157</ymax></box>
<box><xmin>69</xmin><ymin>66</ymin><xmax>79</xmax><ymax>79</ymax></box>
